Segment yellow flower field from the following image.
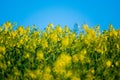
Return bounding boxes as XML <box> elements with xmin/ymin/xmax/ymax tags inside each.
<box><xmin>0</xmin><ymin>22</ymin><xmax>120</xmax><ymax>80</ymax></box>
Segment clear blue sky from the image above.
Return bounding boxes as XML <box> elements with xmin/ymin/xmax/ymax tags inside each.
<box><xmin>0</xmin><ymin>0</ymin><xmax>120</xmax><ymax>30</ymax></box>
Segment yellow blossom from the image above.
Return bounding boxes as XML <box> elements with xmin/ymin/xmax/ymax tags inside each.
<box><xmin>42</xmin><ymin>73</ymin><xmax>53</xmax><ymax>80</ymax></box>
<box><xmin>50</xmin><ymin>33</ymin><xmax>58</xmax><ymax>42</ymax></box>
<box><xmin>41</xmin><ymin>40</ymin><xmax>48</xmax><ymax>49</ymax></box>
<box><xmin>33</xmin><ymin>42</ymin><xmax>36</xmax><ymax>48</ymax></box>
<box><xmin>116</xmin><ymin>44</ymin><xmax>119</xmax><ymax>49</ymax></box>
<box><xmin>17</xmin><ymin>26</ymin><xmax>24</xmax><ymax>35</ymax></box>
<box><xmin>62</xmin><ymin>37</ymin><xmax>69</xmax><ymax>47</ymax></box>
<box><xmin>24</xmin><ymin>35</ymin><xmax>29</xmax><ymax>42</ymax></box>
<box><xmin>7</xmin><ymin>61</ymin><xmax>11</xmax><ymax>65</ymax></box>
<box><xmin>29</xmin><ymin>72</ymin><xmax>36</xmax><ymax>79</ymax></box>
<box><xmin>34</xmin><ymin>69</ymin><xmax>42</xmax><ymax>76</ymax></box>
<box><xmin>4</xmin><ymin>22</ymin><xmax>12</xmax><ymax>29</ymax></box>
<box><xmin>115</xmin><ymin>61</ymin><xmax>119</xmax><ymax>66</ymax></box>
<box><xmin>81</xmin><ymin>49</ymin><xmax>87</xmax><ymax>55</ymax></box>
<box><xmin>19</xmin><ymin>39</ymin><xmax>24</xmax><ymax>44</ymax></box>
<box><xmin>90</xmin><ymin>68</ymin><xmax>95</xmax><ymax>74</ymax></box>
<box><xmin>113</xmin><ymin>30</ymin><xmax>118</xmax><ymax>36</ymax></box>
<box><xmin>72</xmin><ymin>54</ymin><xmax>79</xmax><ymax>63</ymax></box>
<box><xmin>0</xmin><ymin>62</ymin><xmax>7</xmax><ymax>69</ymax></box>
<box><xmin>71</xmin><ymin>76</ymin><xmax>81</xmax><ymax>80</ymax></box>
<box><xmin>53</xmin><ymin>53</ymin><xmax>71</xmax><ymax>74</ymax></box>
<box><xmin>33</xmin><ymin>31</ymin><xmax>39</xmax><ymax>37</ymax></box>
<box><xmin>82</xmin><ymin>24</ymin><xmax>88</xmax><ymax>31</ymax></box>
<box><xmin>24</xmin><ymin>53</ymin><xmax>30</xmax><ymax>58</ymax></box>
<box><xmin>36</xmin><ymin>50</ymin><xmax>44</xmax><ymax>60</ymax></box>
<box><xmin>71</xmin><ymin>33</ymin><xmax>76</xmax><ymax>39</ymax></box>
<box><xmin>10</xmin><ymin>31</ymin><xmax>16</xmax><ymax>38</ymax></box>
<box><xmin>48</xmin><ymin>23</ymin><xmax>54</xmax><ymax>27</ymax></box>
<box><xmin>55</xmin><ymin>53</ymin><xmax>71</xmax><ymax>67</ymax></box>
<box><xmin>56</xmin><ymin>26</ymin><xmax>62</xmax><ymax>33</ymax></box>
<box><xmin>79</xmin><ymin>54</ymin><xmax>84</xmax><ymax>61</ymax></box>
<box><xmin>44</xmin><ymin>66</ymin><xmax>51</xmax><ymax>73</ymax></box>
<box><xmin>65</xmin><ymin>70</ymin><xmax>72</xmax><ymax>78</ymax></box>
<box><xmin>0</xmin><ymin>46</ymin><xmax>6</xmax><ymax>54</ymax></box>
<box><xmin>0</xmin><ymin>27</ymin><xmax>2</xmax><ymax>31</ymax></box>
<box><xmin>106</xmin><ymin>60</ymin><xmax>112</xmax><ymax>67</ymax></box>
<box><xmin>86</xmin><ymin>74</ymin><xmax>94</xmax><ymax>80</ymax></box>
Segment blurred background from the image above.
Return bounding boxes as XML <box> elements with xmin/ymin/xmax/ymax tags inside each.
<box><xmin>0</xmin><ymin>0</ymin><xmax>120</xmax><ymax>30</ymax></box>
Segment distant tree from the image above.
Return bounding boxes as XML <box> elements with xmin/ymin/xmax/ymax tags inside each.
<box><xmin>73</xmin><ymin>23</ymin><xmax>80</xmax><ymax>34</ymax></box>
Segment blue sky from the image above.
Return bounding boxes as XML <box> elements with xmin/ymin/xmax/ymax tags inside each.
<box><xmin>0</xmin><ymin>0</ymin><xmax>120</xmax><ymax>30</ymax></box>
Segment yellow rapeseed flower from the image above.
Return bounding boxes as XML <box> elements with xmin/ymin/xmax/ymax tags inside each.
<box><xmin>71</xmin><ymin>33</ymin><xmax>76</xmax><ymax>39</ymax></box>
<box><xmin>24</xmin><ymin>53</ymin><xmax>30</xmax><ymax>58</ymax></box>
<box><xmin>90</xmin><ymin>68</ymin><xmax>95</xmax><ymax>74</ymax></box>
<box><xmin>79</xmin><ymin>54</ymin><xmax>84</xmax><ymax>61</ymax></box>
<box><xmin>60</xmin><ymin>53</ymin><xmax>72</xmax><ymax>65</ymax></box>
<box><xmin>0</xmin><ymin>46</ymin><xmax>6</xmax><ymax>54</ymax></box>
<box><xmin>56</xmin><ymin>53</ymin><xmax>71</xmax><ymax>67</ymax></box>
<box><xmin>42</xmin><ymin>73</ymin><xmax>53</xmax><ymax>80</ymax></box>
<box><xmin>34</xmin><ymin>69</ymin><xmax>42</xmax><ymax>76</ymax></box>
<box><xmin>86</xmin><ymin>74</ymin><xmax>94</xmax><ymax>80</ymax></box>
<box><xmin>33</xmin><ymin>31</ymin><xmax>39</xmax><ymax>37</ymax></box>
<box><xmin>17</xmin><ymin>26</ymin><xmax>24</xmax><ymax>35</ymax></box>
<box><xmin>7</xmin><ymin>61</ymin><xmax>11</xmax><ymax>65</ymax></box>
<box><xmin>113</xmin><ymin>30</ymin><xmax>118</xmax><ymax>36</ymax></box>
<box><xmin>81</xmin><ymin>49</ymin><xmax>87</xmax><ymax>55</ymax></box>
<box><xmin>0</xmin><ymin>62</ymin><xmax>7</xmax><ymax>69</ymax></box>
<box><xmin>41</xmin><ymin>40</ymin><xmax>48</xmax><ymax>49</ymax></box>
<box><xmin>56</xmin><ymin>26</ymin><xmax>62</xmax><ymax>33</ymax></box>
<box><xmin>106</xmin><ymin>60</ymin><xmax>112</xmax><ymax>67</ymax></box>
<box><xmin>50</xmin><ymin>33</ymin><xmax>58</xmax><ymax>42</ymax></box>
<box><xmin>116</xmin><ymin>44</ymin><xmax>119</xmax><ymax>49</ymax></box>
<box><xmin>71</xmin><ymin>76</ymin><xmax>81</xmax><ymax>80</ymax></box>
<box><xmin>33</xmin><ymin>42</ymin><xmax>36</xmax><ymax>48</ymax></box>
<box><xmin>82</xmin><ymin>24</ymin><xmax>88</xmax><ymax>31</ymax></box>
<box><xmin>29</xmin><ymin>72</ymin><xmax>36</xmax><ymax>79</ymax></box>
<box><xmin>65</xmin><ymin>70</ymin><xmax>72</xmax><ymax>78</ymax></box>
<box><xmin>72</xmin><ymin>54</ymin><xmax>79</xmax><ymax>63</ymax></box>
<box><xmin>4</xmin><ymin>22</ymin><xmax>12</xmax><ymax>29</ymax></box>
<box><xmin>53</xmin><ymin>53</ymin><xmax>71</xmax><ymax>74</ymax></box>
<box><xmin>19</xmin><ymin>39</ymin><xmax>24</xmax><ymax>44</ymax></box>
<box><xmin>0</xmin><ymin>27</ymin><xmax>2</xmax><ymax>31</ymax></box>
<box><xmin>62</xmin><ymin>37</ymin><xmax>69</xmax><ymax>47</ymax></box>
<box><xmin>24</xmin><ymin>35</ymin><xmax>29</xmax><ymax>42</ymax></box>
<box><xmin>115</xmin><ymin>61</ymin><xmax>119</xmax><ymax>66</ymax></box>
<box><xmin>44</xmin><ymin>66</ymin><xmax>51</xmax><ymax>73</ymax></box>
<box><xmin>36</xmin><ymin>50</ymin><xmax>44</xmax><ymax>60</ymax></box>
<box><xmin>48</xmin><ymin>23</ymin><xmax>54</xmax><ymax>27</ymax></box>
<box><xmin>10</xmin><ymin>31</ymin><xmax>16</xmax><ymax>38</ymax></box>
